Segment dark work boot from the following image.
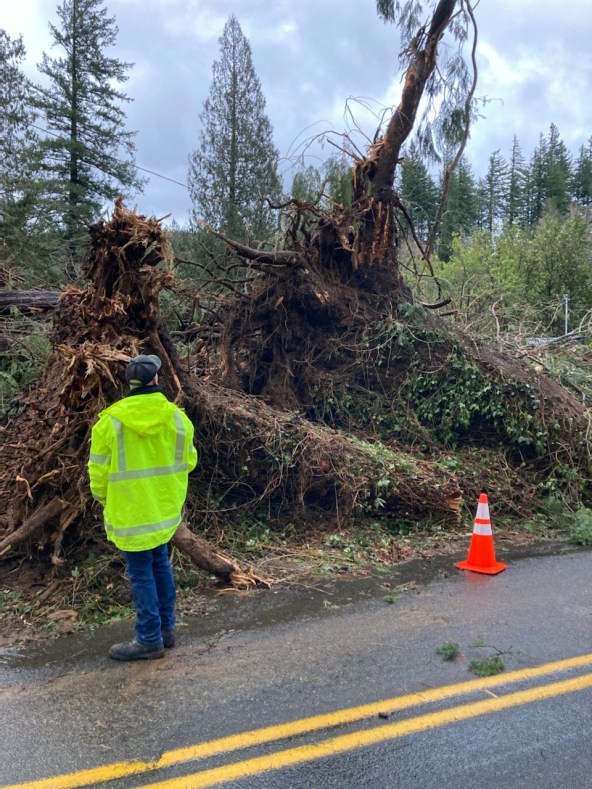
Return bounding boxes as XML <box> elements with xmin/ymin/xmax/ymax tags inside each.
<box><xmin>109</xmin><ymin>639</ymin><xmax>164</xmax><ymax>661</ymax></box>
<box><xmin>162</xmin><ymin>629</ymin><xmax>175</xmax><ymax>648</ymax></box>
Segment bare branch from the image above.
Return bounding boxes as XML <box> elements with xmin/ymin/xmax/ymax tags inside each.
<box><xmin>421</xmin><ymin>298</ymin><xmax>453</xmax><ymax>309</ymax></box>
<box><xmin>200</xmin><ymin>222</ymin><xmax>304</xmax><ymax>266</ymax></box>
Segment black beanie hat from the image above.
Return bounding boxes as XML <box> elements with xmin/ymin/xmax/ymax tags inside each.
<box><xmin>125</xmin><ymin>354</ymin><xmax>162</xmax><ymax>387</ymax></box>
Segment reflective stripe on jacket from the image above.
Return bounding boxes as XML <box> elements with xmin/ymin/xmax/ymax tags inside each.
<box><xmin>88</xmin><ymin>392</ymin><xmax>198</xmax><ymax>551</ymax></box>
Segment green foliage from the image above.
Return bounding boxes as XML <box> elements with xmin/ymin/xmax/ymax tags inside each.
<box><xmin>541</xmin><ymin>123</ymin><xmax>573</xmax><ymax>215</ymax></box>
<box><xmin>439</xmin><ymin>210</ymin><xmax>592</xmax><ymax>336</ymax></box>
<box><xmin>290</xmin><ymin>165</ymin><xmax>322</xmax><ymax>204</ymax></box>
<box><xmin>199</xmin><ymin>509</ymin><xmax>298</xmax><ymax>559</ymax></box>
<box><xmin>477</xmin><ymin>149</ymin><xmax>510</xmax><ymax>235</ymax></box>
<box><xmin>437</xmin><ymin>642</ymin><xmax>460</xmax><ymax>661</ymax></box>
<box><xmin>569</xmin><ymin>508</ymin><xmax>592</xmax><ymax>546</ymax></box>
<box><xmin>323</xmin><ymin>155</ymin><xmax>354</xmax><ymax>210</ymax></box>
<box><xmin>406</xmin><ymin>348</ymin><xmax>548</xmax><ymax>451</ymax></box>
<box><xmin>437</xmin><ymin>156</ymin><xmax>479</xmax><ymax>261</ymax></box>
<box><xmin>374</xmin><ymin>1</ymin><xmax>474</xmax><ymax>170</ymax></box>
<box><xmin>399</xmin><ymin>140</ymin><xmax>439</xmax><ymax>240</ymax></box>
<box><xmin>468</xmin><ymin>655</ymin><xmax>505</xmax><ymax>677</ymax></box>
<box><xmin>0</xmin><ymin>370</ymin><xmax>19</xmax><ymax>413</ymax></box>
<box><xmin>525</xmin><ymin>212</ymin><xmax>592</xmax><ymax>329</ymax></box>
<box><xmin>572</xmin><ymin>138</ymin><xmax>592</xmax><ymax>205</ymax></box>
<box><xmin>168</xmin><ymin>222</ymin><xmax>208</xmax><ymax>280</ymax></box>
<box><xmin>35</xmin><ymin>0</ymin><xmax>142</xmax><ymax>262</ymax></box>
<box><xmin>383</xmin><ymin>594</ymin><xmax>398</xmax><ymax>604</ymax></box>
<box><xmin>310</xmin><ymin>310</ymin><xmax>566</xmax><ymax>458</ymax></box>
<box><xmin>318</xmin><ymin>522</ymin><xmax>401</xmax><ymax>570</ymax></box>
<box><xmin>187</xmin><ymin>15</ymin><xmax>281</xmax><ymax>244</ymax></box>
<box><xmin>0</xmin><ymin>313</ymin><xmax>51</xmax><ymax>416</ymax></box>
<box><xmin>0</xmin><ymin>30</ymin><xmax>60</xmax><ymax>276</ymax></box>
<box><xmin>507</xmin><ymin>135</ymin><xmax>529</xmax><ymax>226</ymax></box>
<box><xmin>404</xmin><ymin>124</ymin><xmax>591</xmax><ymax>291</ymax></box>
<box><xmin>68</xmin><ymin>553</ymin><xmax>135</xmax><ymax>625</ymax></box>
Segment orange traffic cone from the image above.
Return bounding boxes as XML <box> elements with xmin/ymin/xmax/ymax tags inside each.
<box><xmin>456</xmin><ymin>492</ymin><xmax>507</xmax><ymax>575</ymax></box>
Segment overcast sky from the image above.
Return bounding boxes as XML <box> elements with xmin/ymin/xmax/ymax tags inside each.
<box><xmin>4</xmin><ymin>0</ymin><xmax>592</xmax><ymax>224</ymax></box>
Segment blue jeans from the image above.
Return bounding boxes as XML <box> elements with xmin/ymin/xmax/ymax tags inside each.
<box><xmin>123</xmin><ymin>543</ymin><xmax>176</xmax><ymax>646</ymax></box>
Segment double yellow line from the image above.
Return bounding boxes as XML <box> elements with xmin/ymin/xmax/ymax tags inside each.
<box><xmin>6</xmin><ymin>653</ymin><xmax>592</xmax><ymax>789</ymax></box>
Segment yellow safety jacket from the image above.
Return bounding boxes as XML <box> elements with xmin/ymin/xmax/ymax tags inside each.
<box><xmin>88</xmin><ymin>392</ymin><xmax>198</xmax><ymax>551</ymax></box>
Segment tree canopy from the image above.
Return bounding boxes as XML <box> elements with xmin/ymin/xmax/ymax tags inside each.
<box><xmin>187</xmin><ymin>15</ymin><xmax>281</xmax><ymax>245</ymax></box>
<box><xmin>35</xmin><ymin>0</ymin><xmax>142</xmax><ymax>262</ymax></box>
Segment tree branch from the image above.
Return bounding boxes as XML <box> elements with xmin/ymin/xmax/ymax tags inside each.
<box><xmin>200</xmin><ymin>223</ymin><xmax>304</xmax><ymax>266</ymax></box>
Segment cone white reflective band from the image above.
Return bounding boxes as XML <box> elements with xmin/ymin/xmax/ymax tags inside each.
<box><xmin>473</xmin><ymin>500</ymin><xmax>492</xmax><ymax>535</ymax></box>
<box><xmin>476</xmin><ymin>501</ymin><xmax>490</xmax><ymax>521</ymax></box>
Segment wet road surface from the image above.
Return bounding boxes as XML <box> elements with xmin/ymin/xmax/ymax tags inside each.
<box><xmin>2</xmin><ymin>542</ymin><xmax>592</xmax><ymax>788</ymax></box>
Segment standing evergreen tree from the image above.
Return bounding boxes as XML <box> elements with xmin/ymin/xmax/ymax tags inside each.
<box><xmin>572</xmin><ymin>138</ymin><xmax>592</xmax><ymax>206</ymax></box>
<box><xmin>188</xmin><ymin>16</ymin><xmax>280</xmax><ymax>245</ymax></box>
<box><xmin>399</xmin><ymin>140</ymin><xmax>439</xmax><ymax>241</ymax></box>
<box><xmin>543</xmin><ymin>123</ymin><xmax>572</xmax><ymax>214</ymax></box>
<box><xmin>0</xmin><ymin>31</ymin><xmax>51</xmax><ymax>265</ymax></box>
<box><xmin>507</xmin><ymin>135</ymin><xmax>528</xmax><ymax>227</ymax></box>
<box><xmin>526</xmin><ymin>126</ymin><xmax>572</xmax><ymax>224</ymax></box>
<box><xmin>525</xmin><ymin>133</ymin><xmax>547</xmax><ymax>225</ymax></box>
<box><xmin>436</xmin><ymin>155</ymin><xmax>478</xmax><ymax>261</ymax></box>
<box><xmin>478</xmin><ymin>149</ymin><xmax>509</xmax><ymax>236</ymax></box>
<box><xmin>36</xmin><ymin>0</ymin><xmax>141</xmax><ymax>262</ymax></box>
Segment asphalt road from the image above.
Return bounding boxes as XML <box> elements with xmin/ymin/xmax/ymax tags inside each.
<box><xmin>2</xmin><ymin>544</ymin><xmax>592</xmax><ymax>788</ymax></box>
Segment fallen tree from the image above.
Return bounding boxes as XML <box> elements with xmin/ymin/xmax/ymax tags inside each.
<box><xmin>0</xmin><ymin>290</ymin><xmax>60</xmax><ymax>314</ymax></box>
<box><xmin>1</xmin><ymin>0</ymin><xmax>591</xmax><ymax>611</ymax></box>
<box><xmin>0</xmin><ymin>200</ymin><xmax>267</xmax><ymax>587</ymax></box>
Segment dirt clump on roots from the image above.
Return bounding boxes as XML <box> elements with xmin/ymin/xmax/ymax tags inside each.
<box><xmin>0</xmin><ymin>200</ymin><xmax>263</xmax><ymax>598</ymax></box>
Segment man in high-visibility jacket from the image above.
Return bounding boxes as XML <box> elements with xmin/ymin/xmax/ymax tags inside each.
<box><xmin>88</xmin><ymin>354</ymin><xmax>198</xmax><ymax>660</ymax></box>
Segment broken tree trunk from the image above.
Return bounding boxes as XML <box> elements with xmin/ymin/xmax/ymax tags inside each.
<box><xmin>352</xmin><ymin>0</ymin><xmax>457</xmax><ymax>272</ymax></box>
<box><xmin>0</xmin><ymin>290</ymin><xmax>60</xmax><ymax>314</ymax></box>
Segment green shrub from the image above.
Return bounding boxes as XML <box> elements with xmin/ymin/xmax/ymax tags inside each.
<box><xmin>437</xmin><ymin>642</ymin><xmax>460</xmax><ymax>661</ymax></box>
<box><xmin>569</xmin><ymin>508</ymin><xmax>592</xmax><ymax>546</ymax></box>
<box><xmin>468</xmin><ymin>655</ymin><xmax>504</xmax><ymax>676</ymax></box>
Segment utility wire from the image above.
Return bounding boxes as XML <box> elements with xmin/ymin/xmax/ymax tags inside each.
<box><xmin>29</xmin><ymin>122</ymin><xmax>190</xmax><ymax>190</ymax></box>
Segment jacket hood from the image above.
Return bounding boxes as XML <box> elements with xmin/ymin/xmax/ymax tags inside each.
<box><xmin>103</xmin><ymin>392</ymin><xmax>177</xmax><ymax>436</ymax></box>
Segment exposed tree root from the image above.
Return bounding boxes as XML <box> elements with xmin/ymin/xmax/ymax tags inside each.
<box><xmin>4</xmin><ymin>2</ymin><xmax>590</xmax><ymax>627</ymax></box>
<box><xmin>0</xmin><ymin>498</ymin><xmax>63</xmax><ymax>555</ymax></box>
<box><xmin>0</xmin><ymin>199</ymin><xmax>256</xmax><ymax>586</ymax></box>
<box><xmin>172</xmin><ymin>522</ymin><xmax>271</xmax><ymax>589</ymax></box>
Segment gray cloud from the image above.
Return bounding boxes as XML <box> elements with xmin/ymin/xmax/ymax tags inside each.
<box><xmin>4</xmin><ymin>0</ymin><xmax>591</xmax><ymax>223</ymax></box>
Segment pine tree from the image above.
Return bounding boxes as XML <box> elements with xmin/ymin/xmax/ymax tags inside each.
<box><xmin>0</xmin><ymin>30</ymin><xmax>43</xmax><ymax>260</ymax></box>
<box><xmin>507</xmin><ymin>135</ymin><xmax>528</xmax><ymax>226</ymax></box>
<box><xmin>544</xmin><ymin>123</ymin><xmax>572</xmax><ymax>214</ymax></box>
<box><xmin>436</xmin><ymin>155</ymin><xmax>478</xmax><ymax>261</ymax></box>
<box><xmin>399</xmin><ymin>140</ymin><xmax>439</xmax><ymax>241</ymax></box>
<box><xmin>525</xmin><ymin>134</ymin><xmax>547</xmax><ymax>225</ymax></box>
<box><xmin>0</xmin><ymin>30</ymin><xmax>32</xmax><ymax>235</ymax></box>
<box><xmin>36</xmin><ymin>0</ymin><xmax>141</xmax><ymax>261</ymax></box>
<box><xmin>478</xmin><ymin>149</ymin><xmax>509</xmax><ymax>236</ymax></box>
<box><xmin>572</xmin><ymin>138</ymin><xmax>592</xmax><ymax>206</ymax></box>
<box><xmin>188</xmin><ymin>15</ymin><xmax>280</xmax><ymax>244</ymax></box>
